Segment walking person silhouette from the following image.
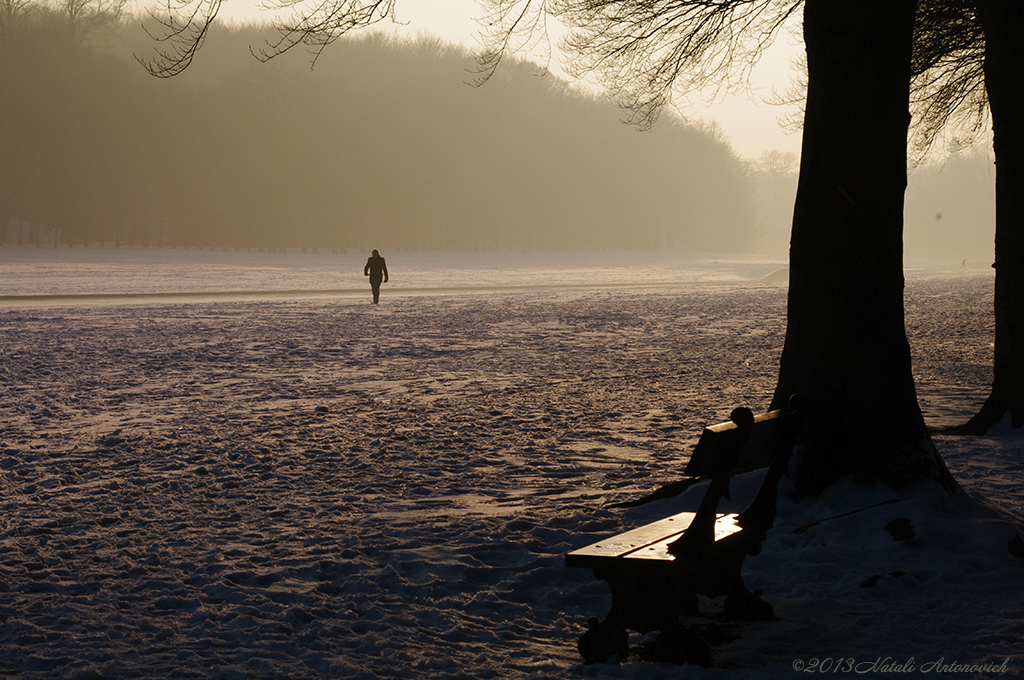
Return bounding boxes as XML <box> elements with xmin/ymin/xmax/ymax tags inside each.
<box><xmin>363</xmin><ymin>249</ymin><xmax>389</xmax><ymax>304</ymax></box>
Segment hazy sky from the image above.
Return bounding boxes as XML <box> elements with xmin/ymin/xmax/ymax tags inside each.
<box><xmin>209</xmin><ymin>0</ymin><xmax>806</xmax><ymax>160</ymax></box>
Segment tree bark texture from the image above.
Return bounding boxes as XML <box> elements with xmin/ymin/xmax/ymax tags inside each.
<box><xmin>771</xmin><ymin>0</ymin><xmax>952</xmax><ymax>493</ymax></box>
<box><xmin>961</xmin><ymin>0</ymin><xmax>1024</xmax><ymax>434</ymax></box>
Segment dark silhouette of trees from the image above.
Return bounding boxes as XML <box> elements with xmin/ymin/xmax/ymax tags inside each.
<box><xmin>759</xmin><ymin>0</ymin><xmax>1021</xmax><ymax>436</ymax></box>
<box><xmin>554</xmin><ymin>0</ymin><xmax>1019</xmax><ymax>442</ymax></box>
<box><xmin>769</xmin><ymin>0</ymin><xmax>951</xmax><ymax>493</ymax></box>
<box><xmin>911</xmin><ymin>0</ymin><xmax>1023</xmax><ymax>434</ymax></box>
<box><xmin>782</xmin><ymin>0</ymin><xmax>1022</xmax><ymax>436</ymax></box>
<box><xmin>966</xmin><ymin>0</ymin><xmax>1024</xmax><ymax>432</ymax></box>
<box><xmin>546</xmin><ymin>0</ymin><xmax>801</xmax><ymax>130</ymax></box>
<box><xmin>910</xmin><ymin>0</ymin><xmax>986</xmax><ymax>157</ymax></box>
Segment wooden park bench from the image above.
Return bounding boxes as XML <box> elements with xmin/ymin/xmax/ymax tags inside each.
<box><xmin>565</xmin><ymin>398</ymin><xmax>804</xmax><ymax>665</ymax></box>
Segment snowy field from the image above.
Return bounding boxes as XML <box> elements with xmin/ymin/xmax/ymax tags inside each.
<box><xmin>0</xmin><ymin>247</ymin><xmax>792</xmax><ymax>299</ymax></box>
<box><xmin>1</xmin><ymin>247</ymin><xmax>1021</xmax><ymax>679</ymax></box>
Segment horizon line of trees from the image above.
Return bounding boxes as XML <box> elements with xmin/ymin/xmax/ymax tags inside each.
<box><xmin>2</xmin><ymin>1</ymin><xmax>996</xmax><ymax>260</ymax></box>
<box><xmin>1</xmin><ymin>6</ymin><xmax>768</xmax><ymax>254</ymax></box>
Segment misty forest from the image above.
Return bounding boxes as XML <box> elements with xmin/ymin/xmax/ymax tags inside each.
<box><xmin>0</xmin><ymin>0</ymin><xmax>996</xmax><ymax>260</ymax></box>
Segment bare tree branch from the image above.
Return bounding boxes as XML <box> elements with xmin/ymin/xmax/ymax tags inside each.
<box><xmin>130</xmin><ymin>0</ymin><xmax>989</xmax><ymax>163</ymax></box>
<box><xmin>471</xmin><ymin>0</ymin><xmax>554</xmax><ymax>85</ymax></box>
<box><xmin>135</xmin><ymin>0</ymin><xmax>801</xmax><ymax>133</ymax></box>
<box><xmin>136</xmin><ymin>0</ymin><xmax>223</xmax><ymax>77</ymax></box>
<box><xmin>547</xmin><ymin>0</ymin><xmax>800</xmax><ymax>129</ymax></box>
<box><xmin>252</xmin><ymin>0</ymin><xmax>399</xmax><ymax>65</ymax></box>
<box><xmin>909</xmin><ymin>0</ymin><xmax>988</xmax><ymax>163</ymax></box>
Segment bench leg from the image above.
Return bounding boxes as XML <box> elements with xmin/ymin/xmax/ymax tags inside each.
<box><xmin>578</xmin><ymin>571</ymin><xmax>703</xmax><ymax>664</ymax></box>
<box><xmin>650</xmin><ymin>620</ymin><xmax>713</xmax><ymax>667</ymax></box>
<box><xmin>707</xmin><ymin>545</ymin><xmax>775</xmax><ymax>621</ymax></box>
<box><xmin>578</xmin><ymin>614</ymin><xmax>629</xmax><ymax>664</ymax></box>
<box><xmin>724</xmin><ymin>586</ymin><xmax>774</xmax><ymax>621</ymax></box>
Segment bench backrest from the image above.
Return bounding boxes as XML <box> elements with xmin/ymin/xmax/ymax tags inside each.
<box><xmin>684</xmin><ymin>403</ymin><xmax>802</xmax><ymax>479</ymax></box>
<box><xmin>668</xmin><ymin>398</ymin><xmax>805</xmax><ymax>555</ymax></box>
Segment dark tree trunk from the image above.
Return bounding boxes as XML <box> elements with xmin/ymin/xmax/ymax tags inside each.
<box><xmin>960</xmin><ymin>0</ymin><xmax>1024</xmax><ymax>434</ymax></box>
<box><xmin>770</xmin><ymin>0</ymin><xmax>953</xmax><ymax>494</ymax></box>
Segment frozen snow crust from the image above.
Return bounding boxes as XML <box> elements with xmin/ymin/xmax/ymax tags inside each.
<box><xmin>1</xmin><ymin>249</ymin><xmax>1021</xmax><ymax>678</ymax></box>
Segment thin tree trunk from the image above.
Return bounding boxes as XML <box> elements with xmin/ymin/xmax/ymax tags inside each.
<box><xmin>960</xmin><ymin>0</ymin><xmax>1024</xmax><ymax>434</ymax></box>
<box><xmin>771</xmin><ymin>0</ymin><xmax>953</xmax><ymax>494</ymax></box>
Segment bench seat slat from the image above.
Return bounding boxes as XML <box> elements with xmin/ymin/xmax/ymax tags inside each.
<box><xmin>566</xmin><ymin>513</ymin><xmax>743</xmax><ymax>568</ymax></box>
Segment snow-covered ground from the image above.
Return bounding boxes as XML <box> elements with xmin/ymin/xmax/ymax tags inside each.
<box><xmin>1</xmin><ymin>247</ymin><xmax>1020</xmax><ymax>679</ymax></box>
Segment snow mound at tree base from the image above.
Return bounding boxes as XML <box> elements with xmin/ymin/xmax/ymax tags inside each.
<box><xmin>987</xmin><ymin>412</ymin><xmax>1024</xmax><ymax>437</ymax></box>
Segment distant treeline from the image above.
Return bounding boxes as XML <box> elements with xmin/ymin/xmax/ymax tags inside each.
<box><xmin>1</xmin><ymin>7</ymin><xmax>759</xmax><ymax>253</ymax></box>
<box><xmin>0</xmin><ymin>3</ymin><xmax>997</xmax><ymax>258</ymax></box>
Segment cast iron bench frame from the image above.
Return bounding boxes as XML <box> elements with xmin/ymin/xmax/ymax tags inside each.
<box><xmin>565</xmin><ymin>399</ymin><xmax>804</xmax><ymax>664</ymax></box>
